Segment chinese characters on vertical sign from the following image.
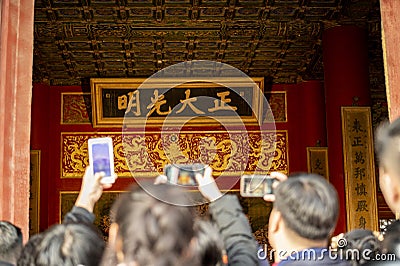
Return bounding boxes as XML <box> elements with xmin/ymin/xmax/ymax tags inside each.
<box><xmin>341</xmin><ymin>107</ymin><xmax>378</xmax><ymax>231</ymax></box>
<box><xmin>307</xmin><ymin>147</ymin><xmax>329</xmax><ymax>180</ymax></box>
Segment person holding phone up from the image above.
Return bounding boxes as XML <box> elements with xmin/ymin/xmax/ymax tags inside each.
<box><xmin>195</xmin><ymin>167</ymin><xmax>260</xmax><ymax>266</ymax></box>
<box><xmin>154</xmin><ymin>167</ymin><xmax>260</xmax><ymax>265</ymax></box>
<box><xmin>17</xmin><ymin>166</ymin><xmax>117</xmax><ymax>266</ymax></box>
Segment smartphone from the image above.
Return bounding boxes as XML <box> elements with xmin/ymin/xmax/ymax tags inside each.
<box><xmin>164</xmin><ymin>164</ymin><xmax>206</xmax><ymax>186</ymax></box>
<box><xmin>240</xmin><ymin>175</ymin><xmax>276</xmax><ymax>197</ymax></box>
<box><xmin>88</xmin><ymin>137</ymin><xmax>115</xmax><ymax>184</ymax></box>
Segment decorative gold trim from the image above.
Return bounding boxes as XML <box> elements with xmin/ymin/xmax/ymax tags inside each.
<box><xmin>342</xmin><ymin>106</ymin><xmax>378</xmax><ymax>231</ymax></box>
<box><xmin>60</xmin><ymin>92</ymin><xmax>91</xmax><ymax>125</ymax></box>
<box><xmin>90</xmin><ymin>77</ymin><xmax>265</xmax><ymax>128</ymax></box>
<box><xmin>29</xmin><ymin>150</ymin><xmax>41</xmax><ymax>235</ymax></box>
<box><xmin>306</xmin><ymin>147</ymin><xmax>329</xmax><ymax>181</ymax></box>
<box><xmin>60</xmin><ymin>130</ymin><xmax>289</xmax><ymax>178</ymax></box>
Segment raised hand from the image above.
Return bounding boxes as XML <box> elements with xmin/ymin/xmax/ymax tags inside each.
<box><xmin>263</xmin><ymin>171</ymin><xmax>288</xmax><ymax>202</ymax></box>
<box><xmin>75</xmin><ymin>165</ymin><xmax>117</xmax><ymax>213</ymax></box>
<box><xmin>195</xmin><ymin>166</ymin><xmax>222</xmax><ymax>202</ymax></box>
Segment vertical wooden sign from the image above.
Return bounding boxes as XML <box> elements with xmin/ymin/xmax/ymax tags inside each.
<box><xmin>29</xmin><ymin>150</ymin><xmax>40</xmax><ymax>235</ymax></box>
<box><xmin>342</xmin><ymin>107</ymin><xmax>378</xmax><ymax>231</ymax></box>
<box><xmin>307</xmin><ymin>147</ymin><xmax>329</xmax><ymax>180</ymax></box>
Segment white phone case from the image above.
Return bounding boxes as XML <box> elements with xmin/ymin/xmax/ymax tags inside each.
<box><xmin>88</xmin><ymin>137</ymin><xmax>115</xmax><ymax>184</ymax></box>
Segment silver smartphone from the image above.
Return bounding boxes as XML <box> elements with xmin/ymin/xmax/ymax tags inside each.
<box><xmin>88</xmin><ymin>137</ymin><xmax>115</xmax><ymax>184</ymax></box>
<box><xmin>164</xmin><ymin>164</ymin><xmax>206</xmax><ymax>186</ymax></box>
<box><xmin>240</xmin><ymin>175</ymin><xmax>276</xmax><ymax>197</ymax></box>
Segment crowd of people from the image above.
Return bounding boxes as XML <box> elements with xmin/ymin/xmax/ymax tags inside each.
<box><xmin>2</xmin><ymin>117</ymin><xmax>400</xmax><ymax>266</ymax></box>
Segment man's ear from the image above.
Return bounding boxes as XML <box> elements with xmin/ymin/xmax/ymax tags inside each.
<box><xmin>269</xmin><ymin>208</ymin><xmax>282</xmax><ymax>233</ymax></box>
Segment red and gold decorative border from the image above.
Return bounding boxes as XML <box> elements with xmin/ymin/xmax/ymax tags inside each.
<box><xmin>61</xmin><ymin>130</ymin><xmax>288</xmax><ymax>178</ymax></box>
<box><xmin>342</xmin><ymin>107</ymin><xmax>378</xmax><ymax>231</ymax></box>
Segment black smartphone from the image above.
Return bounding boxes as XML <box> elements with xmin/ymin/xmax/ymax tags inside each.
<box><xmin>164</xmin><ymin>164</ymin><xmax>206</xmax><ymax>186</ymax></box>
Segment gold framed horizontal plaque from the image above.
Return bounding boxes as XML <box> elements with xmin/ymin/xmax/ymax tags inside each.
<box><xmin>90</xmin><ymin>77</ymin><xmax>264</xmax><ymax>128</ymax></box>
<box><xmin>342</xmin><ymin>107</ymin><xmax>378</xmax><ymax>231</ymax></box>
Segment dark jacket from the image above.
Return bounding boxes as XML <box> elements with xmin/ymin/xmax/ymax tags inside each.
<box><xmin>63</xmin><ymin>206</ymin><xmax>95</xmax><ymax>224</ymax></box>
<box><xmin>209</xmin><ymin>194</ymin><xmax>259</xmax><ymax>266</ymax></box>
<box><xmin>277</xmin><ymin>248</ymin><xmax>351</xmax><ymax>266</ymax></box>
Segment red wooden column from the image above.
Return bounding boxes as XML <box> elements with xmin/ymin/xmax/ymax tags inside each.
<box><xmin>0</xmin><ymin>0</ymin><xmax>35</xmax><ymax>240</ymax></box>
<box><xmin>300</xmin><ymin>81</ymin><xmax>327</xmax><ymax>147</ymax></box>
<box><xmin>322</xmin><ymin>26</ymin><xmax>371</xmax><ymax>233</ymax></box>
<box><xmin>380</xmin><ymin>0</ymin><xmax>400</xmax><ymax>121</ymax></box>
<box><xmin>286</xmin><ymin>81</ymin><xmax>327</xmax><ymax>172</ymax></box>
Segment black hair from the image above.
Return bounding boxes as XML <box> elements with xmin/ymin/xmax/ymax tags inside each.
<box><xmin>110</xmin><ymin>184</ymin><xmax>200</xmax><ymax>266</ymax></box>
<box><xmin>17</xmin><ymin>233</ymin><xmax>44</xmax><ymax>266</ymax></box>
<box><xmin>193</xmin><ymin>219</ymin><xmax>225</xmax><ymax>266</ymax></box>
<box><xmin>31</xmin><ymin>223</ymin><xmax>105</xmax><ymax>266</ymax></box>
<box><xmin>274</xmin><ymin>173</ymin><xmax>339</xmax><ymax>240</ymax></box>
<box><xmin>0</xmin><ymin>220</ymin><xmax>23</xmax><ymax>264</ymax></box>
<box><xmin>381</xmin><ymin>232</ymin><xmax>400</xmax><ymax>261</ymax></box>
<box><xmin>381</xmin><ymin>220</ymin><xmax>400</xmax><ymax>261</ymax></box>
<box><xmin>340</xmin><ymin>229</ymin><xmax>381</xmax><ymax>266</ymax></box>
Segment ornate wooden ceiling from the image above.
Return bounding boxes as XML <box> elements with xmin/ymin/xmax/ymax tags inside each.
<box><xmin>33</xmin><ymin>0</ymin><xmax>381</xmax><ymax>86</ymax></box>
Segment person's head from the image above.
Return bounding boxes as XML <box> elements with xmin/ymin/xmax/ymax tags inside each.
<box><xmin>31</xmin><ymin>222</ymin><xmax>105</xmax><ymax>266</ymax></box>
<box><xmin>268</xmin><ymin>173</ymin><xmax>339</xmax><ymax>250</ymax></box>
<box><xmin>16</xmin><ymin>233</ymin><xmax>44</xmax><ymax>266</ymax></box>
<box><xmin>107</xmin><ymin>184</ymin><xmax>200</xmax><ymax>266</ymax></box>
<box><xmin>0</xmin><ymin>221</ymin><xmax>23</xmax><ymax>264</ymax></box>
<box><xmin>378</xmin><ymin>220</ymin><xmax>400</xmax><ymax>260</ymax></box>
<box><xmin>193</xmin><ymin>219</ymin><xmax>226</xmax><ymax>266</ymax></box>
<box><xmin>375</xmin><ymin>118</ymin><xmax>400</xmax><ymax>213</ymax></box>
<box><xmin>339</xmin><ymin>229</ymin><xmax>381</xmax><ymax>266</ymax></box>
<box><xmin>381</xmin><ymin>227</ymin><xmax>400</xmax><ymax>261</ymax></box>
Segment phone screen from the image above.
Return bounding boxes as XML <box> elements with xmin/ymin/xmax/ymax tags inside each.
<box><xmin>240</xmin><ymin>175</ymin><xmax>275</xmax><ymax>197</ymax></box>
<box><xmin>92</xmin><ymin>143</ymin><xmax>112</xmax><ymax>177</ymax></box>
<box><xmin>164</xmin><ymin>164</ymin><xmax>205</xmax><ymax>186</ymax></box>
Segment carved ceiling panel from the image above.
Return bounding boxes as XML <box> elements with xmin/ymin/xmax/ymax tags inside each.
<box><xmin>33</xmin><ymin>0</ymin><xmax>381</xmax><ymax>85</ymax></box>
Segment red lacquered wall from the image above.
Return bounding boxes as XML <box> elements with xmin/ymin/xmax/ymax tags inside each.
<box><xmin>323</xmin><ymin>26</ymin><xmax>371</xmax><ymax>234</ymax></box>
<box><xmin>31</xmin><ymin>81</ymin><xmax>337</xmax><ymax>231</ymax></box>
